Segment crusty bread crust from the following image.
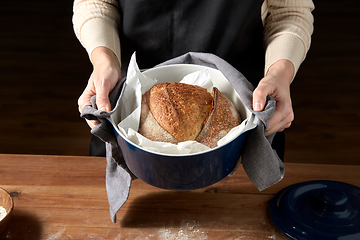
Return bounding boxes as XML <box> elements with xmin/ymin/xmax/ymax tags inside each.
<box><xmin>138</xmin><ymin>92</ymin><xmax>178</xmax><ymax>144</ymax></box>
<box><xmin>195</xmin><ymin>87</ymin><xmax>242</xmax><ymax>148</ymax></box>
<box><xmin>138</xmin><ymin>82</ymin><xmax>241</xmax><ymax>148</ymax></box>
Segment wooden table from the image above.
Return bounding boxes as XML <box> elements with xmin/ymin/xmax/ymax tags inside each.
<box><xmin>1</xmin><ymin>154</ymin><xmax>359</xmax><ymax>239</ymax></box>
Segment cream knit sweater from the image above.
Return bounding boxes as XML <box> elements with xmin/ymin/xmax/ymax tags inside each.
<box><xmin>72</xmin><ymin>0</ymin><xmax>314</xmax><ymax>77</ymax></box>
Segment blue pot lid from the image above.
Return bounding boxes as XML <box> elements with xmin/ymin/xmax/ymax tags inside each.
<box><xmin>269</xmin><ymin>180</ymin><xmax>360</xmax><ymax>240</ymax></box>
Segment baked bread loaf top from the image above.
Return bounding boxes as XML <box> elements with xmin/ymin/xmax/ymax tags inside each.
<box><xmin>138</xmin><ymin>82</ymin><xmax>241</xmax><ymax>148</ymax></box>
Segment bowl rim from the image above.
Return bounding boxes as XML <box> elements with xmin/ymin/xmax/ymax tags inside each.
<box><xmin>110</xmin><ymin>113</ymin><xmax>256</xmax><ymax>158</ymax></box>
<box><xmin>109</xmin><ymin>63</ymin><xmax>258</xmax><ymax>157</ymax></box>
<box><xmin>0</xmin><ymin>187</ymin><xmax>14</xmax><ymax>220</ymax></box>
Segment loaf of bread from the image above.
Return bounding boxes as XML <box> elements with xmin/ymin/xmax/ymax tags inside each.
<box><xmin>138</xmin><ymin>82</ymin><xmax>241</xmax><ymax>148</ymax></box>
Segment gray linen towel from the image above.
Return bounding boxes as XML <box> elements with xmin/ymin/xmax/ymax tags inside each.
<box><xmin>81</xmin><ymin>52</ymin><xmax>285</xmax><ymax>223</ymax></box>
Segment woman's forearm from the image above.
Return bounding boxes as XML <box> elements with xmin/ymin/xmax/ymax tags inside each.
<box><xmin>262</xmin><ymin>0</ymin><xmax>315</xmax><ymax>78</ymax></box>
<box><xmin>72</xmin><ymin>0</ymin><xmax>121</xmax><ymax>63</ymax></box>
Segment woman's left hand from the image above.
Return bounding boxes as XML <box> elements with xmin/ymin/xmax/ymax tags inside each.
<box><xmin>252</xmin><ymin>59</ymin><xmax>295</xmax><ymax>136</ymax></box>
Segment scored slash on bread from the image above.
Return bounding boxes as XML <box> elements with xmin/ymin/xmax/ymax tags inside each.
<box><xmin>195</xmin><ymin>87</ymin><xmax>242</xmax><ymax>148</ymax></box>
<box><xmin>138</xmin><ymin>82</ymin><xmax>241</xmax><ymax>148</ymax></box>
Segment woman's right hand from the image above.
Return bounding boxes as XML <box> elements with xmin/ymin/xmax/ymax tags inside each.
<box><xmin>78</xmin><ymin>46</ymin><xmax>122</xmax><ymax>128</ymax></box>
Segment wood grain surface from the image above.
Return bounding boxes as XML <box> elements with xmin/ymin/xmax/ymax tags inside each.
<box><xmin>1</xmin><ymin>154</ymin><xmax>360</xmax><ymax>239</ymax></box>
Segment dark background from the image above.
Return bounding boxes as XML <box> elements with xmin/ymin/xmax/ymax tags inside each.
<box><xmin>1</xmin><ymin>0</ymin><xmax>359</xmax><ymax>165</ymax></box>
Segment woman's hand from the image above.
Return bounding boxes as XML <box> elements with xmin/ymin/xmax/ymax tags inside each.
<box><xmin>78</xmin><ymin>46</ymin><xmax>121</xmax><ymax>128</ymax></box>
<box><xmin>252</xmin><ymin>59</ymin><xmax>295</xmax><ymax>136</ymax></box>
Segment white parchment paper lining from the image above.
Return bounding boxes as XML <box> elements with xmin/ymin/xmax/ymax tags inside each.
<box><xmin>113</xmin><ymin>53</ymin><xmax>255</xmax><ymax>155</ymax></box>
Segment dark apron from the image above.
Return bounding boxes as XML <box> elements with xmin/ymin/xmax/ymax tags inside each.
<box><xmin>90</xmin><ymin>0</ymin><xmax>285</xmax><ymax>160</ymax></box>
<box><xmin>118</xmin><ymin>0</ymin><xmax>265</xmax><ymax>85</ymax></box>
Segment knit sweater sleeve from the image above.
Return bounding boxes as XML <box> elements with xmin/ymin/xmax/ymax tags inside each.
<box><xmin>72</xmin><ymin>0</ymin><xmax>315</xmax><ymax>77</ymax></box>
<box><xmin>262</xmin><ymin>0</ymin><xmax>315</xmax><ymax>77</ymax></box>
<box><xmin>72</xmin><ymin>0</ymin><xmax>121</xmax><ymax>64</ymax></box>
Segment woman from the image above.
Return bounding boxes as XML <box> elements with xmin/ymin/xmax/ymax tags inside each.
<box><xmin>72</xmin><ymin>0</ymin><xmax>314</xmax><ymax>157</ymax></box>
